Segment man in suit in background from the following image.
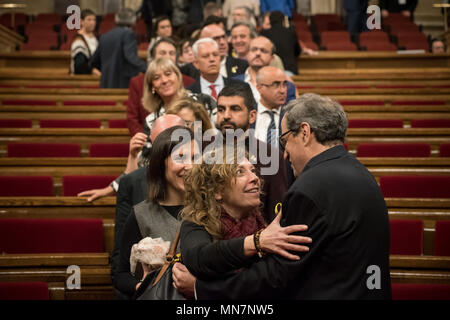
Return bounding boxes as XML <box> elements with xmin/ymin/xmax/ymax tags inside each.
<box><xmin>187</xmin><ymin>38</ymin><xmax>242</xmax><ymax>100</ymax></box>
<box><xmin>233</xmin><ymin>36</ymin><xmax>296</xmax><ymax>105</ymax></box>
<box><xmin>180</xmin><ymin>22</ymin><xmax>248</xmax><ymax>80</ymax></box>
<box><xmin>379</xmin><ymin>0</ymin><xmax>418</xmax><ymax>19</ymax></box>
<box><xmin>251</xmin><ymin>66</ymin><xmax>288</xmax><ymax>148</ymax></box>
<box><xmin>91</xmin><ymin>8</ymin><xmax>147</xmax><ymax>88</ymax></box>
<box><xmin>344</xmin><ymin>0</ymin><xmax>368</xmax><ymax>36</ymax></box>
<box><xmin>176</xmin><ymin>93</ymin><xmax>392</xmax><ymax>300</ymax></box>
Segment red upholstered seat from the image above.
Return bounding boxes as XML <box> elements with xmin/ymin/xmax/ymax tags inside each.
<box><xmin>434</xmin><ymin>220</ymin><xmax>450</xmax><ymax>256</ymax></box>
<box><xmin>138</xmin><ymin>42</ymin><xmax>149</xmax><ymax>51</ymax></box>
<box><xmin>108</xmin><ymin>119</ymin><xmax>127</xmax><ymax>128</ymax></box>
<box><xmin>62</xmin><ymin>100</ymin><xmax>116</xmax><ymax>106</ymax></box>
<box><xmin>338</xmin><ymin>100</ymin><xmax>384</xmax><ymax>106</ymax></box>
<box><xmin>392</xmin><ymin>283</ymin><xmax>450</xmax><ymax>300</ymax></box>
<box><xmin>361</xmin><ymin>41</ymin><xmax>398</xmax><ymax>51</ymax></box>
<box><xmin>62</xmin><ymin>175</ymin><xmax>117</xmax><ymax>196</ymax></box>
<box><xmin>391</xmin><ymin>100</ymin><xmax>446</xmax><ymax>106</ymax></box>
<box><xmin>390</xmin><ymin>220</ymin><xmax>423</xmax><ymax>255</ymax></box>
<box><xmin>357</xmin><ymin>143</ymin><xmax>431</xmax><ymax>157</ymax></box>
<box><xmin>0</xmin><ymin>218</ymin><xmax>104</xmax><ymax>253</ymax></box>
<box><xmin>348</xmin><ymin>119</ymin><xmax>403</xmax><ymax>128</ymax></box>
<box><xmin>410</xmin><ymin>119</ymin><xmax>450</xmax><ymax>128</ymax></box>
<box><xmin>89</xmin><ymin>143</ymin><xmax>129</xmax><ymax>157</ymax></box>
<box><xmin>440</xmin><ymin>144</ymin><xmax>450</xmax><ymax>157</ymax></box>
<box><xmin>0</xmin><ymin>119</ymin><xmax>32</xmax><ymax>128</ymax></box>
<box><xmin>0</xmin><ymin>176</ymin><xmax>53</xmax><ymax>196</ymax></box>
<box><xmin>2</xmin><ymin>99</ymin><xmax>56</xmax><ymax>106</ymax></box>
<box><xmin>324</xmin><ymin>41</ymin><xmax>358</xmax><ymax>51</ymax></box>
<box><xmin>40</xmin><ymin>119</ymin><xmax>101</xmax><ymax>128</ymax></box>
<box><xmin>0</xmin><ymin>282</ymin><xmax>49</xmax><ymax>300</ymax></box>
<box><xmin>7</xmin><ymin>143</ymin><xmax>81</xmax><ymax>157</ymax></box>
<box><xmin>380</xmin><ymin>175</ymin><xmax>450</xmax><ymax>198</ymax></box>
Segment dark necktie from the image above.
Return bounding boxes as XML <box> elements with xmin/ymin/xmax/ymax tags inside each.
<box><xmin>209</xmin><ymin>84</ymin><xmax>217</xmax><ymax>100</ymax></box>
<box><xmin>266</xmin><ymin>110</ymin><xmax>277</xmax><ymax>147</ymax></box>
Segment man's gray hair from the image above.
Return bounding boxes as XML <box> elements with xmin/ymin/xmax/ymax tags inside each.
<box><xmin>284</xmin><ymin>93</ymin><xmax>348</xmax><ymax>145</ymax></box>
<box><xmin>115</xmin><ymin>8</ymin><xmax>136</xmax><ymax>26</ymax></box>
<box><xmin>230</xmin><ymin>21</ymin><xmax>258</xmax><ymax>39</ymax></box>
<box><xmin>192</xmin><ymin>37</ymin><xmax>219</xmax><ymax>59</ymax></box>
<box><xmin>233</xmin><ymin>6</ymin><xmax>253</xmax><ymax>19</ymax></box>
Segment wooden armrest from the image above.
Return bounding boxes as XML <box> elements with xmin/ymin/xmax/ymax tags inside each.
<box><xmin>0</xmin><ymin>196</ymin><xmax>116</xmax><ymax>206</ymax></box>
<box><xmin>390</xmin><ymin>255</ymin><xmax>450</xmax><ymax>270</ymax></box>
<box><xmin>385</xmin><ymin>198</ymin><xmax>450</xmax><ymax>208</ymax></box>
<box><xmin>0</xmin><ymin>253</ymin><xmax>110</xmax><ymax>267</ymax></box>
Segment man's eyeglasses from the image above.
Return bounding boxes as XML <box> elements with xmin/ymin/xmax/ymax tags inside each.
<box><xmin>279</xmin><ymin>129</ymin><xmax>296</xmax><ymax>150</ymax></box>
<box><xmin>259</xmin><ymin>81</ymin><xmax>289</xmax><ymax>90</ymax></box>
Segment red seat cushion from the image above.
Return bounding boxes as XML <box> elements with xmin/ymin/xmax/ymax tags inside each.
<box><xmin>357</xmin><ymin>143</ymin><xmax>431</xmax><ymax>157</ymax></box>
<box><xmin>440</xmin><ymin>144</ymin><xmax>450</xmax><ymax>157</ymax></box>
<box><xmin>348</xmin><ymin>119</ymin><xmax>403</xmax><ymax>128</ymax></box>
<box><xmin>410</xmin><ymin>119</ymin><xmax>450</xmax><ymax>128</ymax></box>
<box><xmin>0</xmin><ymin>176</ymin><xmax>54</xmax><ymax>196</ymax></box>
<box><xmin>0</xmin><ymin>282</ymin><xmax>49</xmax><ymax>300</ymax></box>
<box><xmin>338</xmin><ymin>100</ymin><xmax>385</xmax><ymax>106</ymax></box>
<box><xmin>2</xmin><ymin>99</ymin><xmax>56</xmax><ymax>106</ymax></box>
<box><xmin>434</xmin><ymin>220</ymin><xmax>450</xmax><ymax>256</ymax></box>
<box><xmin>89</xmin><ymin>143</ymin><xmax>129</xmax><ymax>157</ymax></box>
<box><xmin>391</xmin><ymin>100</ymin><xmax>446</xmax><ymax>106</ymax></box>
<box><xmin>392</xmin><ymin>283</ymin><xmax>450</xmax><ymax>300</ymax></box>
<box><xmin>62</xmin><ymin>175</ymin><xmax>117</xmax><ymax>196</ymax></box>
<box><xmin>390</xmin><ymin>220</ymin><xmax>423</xmax><ymax>255</ymax></box>
<box><xmin>380</xmin><ymin>175</ymin><xmax>450</xmax><ymax>198</ymax></box>
<box><xmin>40</xmin><ymin>119</ymin><xmax>101</xmax><ymax>128</ymax></box>
<box><xmin>108</xmin><ymin>119</ymin><xmax>128</xmax><ymax>128</ymax></box>
<box><xmin>0</xmin><ymin>218</ymin><xmax>104</xmax><ymax>253</ymax></box>
<box><xmin>8</xmin><ymin>143</ymin><xmax>81</xmax><ymax>157</ymax></box>
<box><xmin>62</xmin><ymin>100</ymin><xmax>116</xmax><ymax>106</ymax></box>
<box><xmin>0</xmin><ymin>119</ymin><xmax>32</xmax><ymax>128</ymax></box>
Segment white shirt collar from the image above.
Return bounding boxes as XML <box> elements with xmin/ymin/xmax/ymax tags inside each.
<box><xmin>258</xmin><ymin>101</ymin><xmax>281</xmax><ymax>115</ymax></box>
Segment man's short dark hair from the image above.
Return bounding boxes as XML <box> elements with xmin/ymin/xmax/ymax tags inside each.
<box><xmin>81</xmin><ymin>9</ymin><xmax>96</xmax><ymax>20</ymax></box>
<box><xmin>153</xmin><ymin>15</ymin><xmax>171</xmax><ymax>36</ymax></box>
<box><xmin>218</xmin><ymin>82</ymin><xmax>257</xmax><ymax>111</ymax></box>
<box><xmin>150</xmin><ymin>37</ymin><xmax>177</xmax><ymax>59</ymax></box>
<box><xmin>203</xmin><ymin>15</ymin><xmax>226</xmax><ymax>29</ymax></box>
<box><xmin>115</xmin><ymin>8</ymin><xmax>136</xmax><ymax>26</ymax></box>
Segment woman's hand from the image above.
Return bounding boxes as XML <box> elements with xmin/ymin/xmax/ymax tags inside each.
<box><xmin>136</xmin><ymin>262</ymin><xmax>152</xmax><ymax>290</ymax></box>
<box><xmin>129</xmin><ymin>132</ymin><xmax>147</xmax><ymax>158</ymax></box>
<box><xmin>259</xmin><ymin>209</ymin><xmax>312</xmax><ymax>260</ymax></box>
<box><xmin>77</xmin><ymin>185</ymin><xmax>114</xmax><ymax>202</ymax></box>
<box><xmin>172</xmin><ymin>262</ymin><xmax>196</xmax><ymax>299</ymax></box>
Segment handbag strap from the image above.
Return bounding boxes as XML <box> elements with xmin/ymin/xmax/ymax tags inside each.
<box><xmin>152</xmin><ymin>228</ymin><xmax>181</xmax><ymax>287</ymax></box>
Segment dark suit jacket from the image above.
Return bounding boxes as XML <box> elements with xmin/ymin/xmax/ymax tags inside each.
<box><xmin>261</xmin><ymin>26</ymin><xmax>301</xmax><ymax>75</ymax></box>
<box><xmin>379</xmin><ymin>0</ymin><xmax>417</xmax><ymax>13</ymax></box>
<box><xmin>111</xmin><ymin>167</ymin><xmax>148</xmax><ymax>281</ymax></box>
<box><xmin>191</xmin><ymin>145</ymin><xmax>392</xmax><ymax>299</ymax></box>
<box><xmin>180</xmin><ymin>56</ymin><xmax>248</xmax><ymax>80</ymax></box>
<box><xmin>126</xmin><ymin>73</ymin><xmax>195</xmax><ymax>136</ymax></box>
<box><xmin>91</xmin><ymin>26</ymin><xmax>147</xmax><ymax>88</ymax></box>
<box><xmin>187</xmin><ymin>75</ymin><xmax>244</xmax><ymax>96</ymax></box>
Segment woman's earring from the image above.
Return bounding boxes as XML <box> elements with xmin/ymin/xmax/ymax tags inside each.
<box><xmin>152</xmin><ymin>88</ymin><xmax>156</xmax><ymax>94</ymax></box>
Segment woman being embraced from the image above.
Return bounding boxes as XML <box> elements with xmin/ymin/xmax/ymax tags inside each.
<box><xmin>173</xmin><ymin>147</ymin><xmax>312</xmax><ymax>297</ymax></box>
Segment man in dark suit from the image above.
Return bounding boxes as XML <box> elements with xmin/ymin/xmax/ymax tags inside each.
<box><xmin>187</xmin><ymin>38</ymin><xmax>243</xmax><ymax>99</ymax></box>
<box><xmin>180</xmin><ymin>23</ymin><xmax>248</xmax><ymax>80</ymax></box>
<box><xmin>344</xmin><ymin>0</ymin><xmax>369</xmax><ymax>35</ymax></box>
<box><xmin>261</xmin><ymin>11</ymin><xmax>301</xmax><ymax>76</ymax></box>
<box><xmin>91</xmin><ymin>8</ymin><xmax>147</xmax><ymax>88</ymax></box>
<box><xmin>175</xmin><ymin>93</ymin><xmax>392</xmax><ymax>299</ymax></box>
<box><xmin>379</xmin><ymin>0</ymin><xmax>418</xmax><ymax>19</ymax></box>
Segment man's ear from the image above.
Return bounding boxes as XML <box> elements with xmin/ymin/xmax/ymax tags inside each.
<box><xmin>300</xmin><ymin>122</ymin><xmax>312</xmax><ymax>144</ymax></box>
<box><xmin>248</xmin><ymin>109</ymin><xmax>257</xmax><ymax>125</ymax></box>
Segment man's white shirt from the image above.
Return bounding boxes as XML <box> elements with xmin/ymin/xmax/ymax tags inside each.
<box><xmin>254</xmin><ymin>101</ymin><xmax>281</xmax><ymax>144</ymax></box>
<box><xmin>200</xmin><ymin>75</ymin><xmax>225</xmax><ymax>99</ymax></box>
